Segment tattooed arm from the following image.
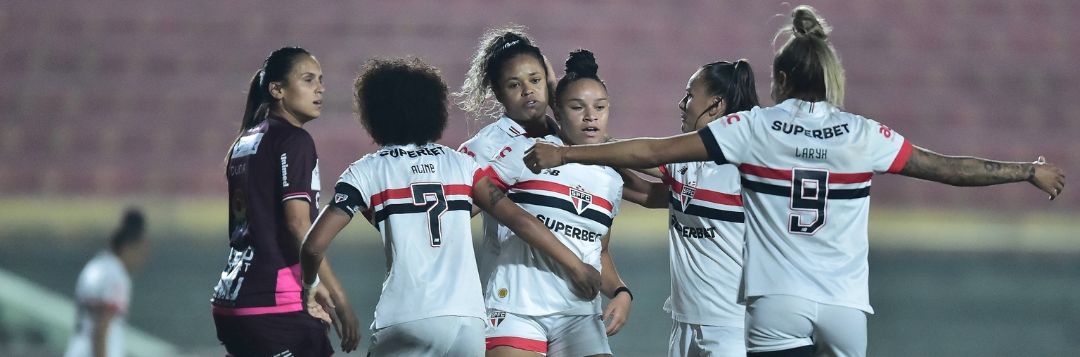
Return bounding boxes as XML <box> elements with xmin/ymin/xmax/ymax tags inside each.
<box><xmin>899</xmin><ymin>146</ymin><xmax>1066</xmax><ymax>199</ymax></box>
<box><xmin>471</xmin><ymin>176</ymin><xmax>601</xmax><ymax>299</ymax></box>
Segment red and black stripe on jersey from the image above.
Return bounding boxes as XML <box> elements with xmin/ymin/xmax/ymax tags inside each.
<box><xmin>331</xmin><ymin>182</ymin><xmax>473</xmax><ymax>225</ymax></box>
<box><xmin>659</xmin><ymin>166</ymin><xmax>745</xmax><ymax>223</ymax></box>
<box><xmin>738</xmin><ymin>163</ymin><xmax>872</xmax><ymax>199</ymax></box>
<box><xmin>506</xmin><ymin>180</ymin><xmax>616</xmax><ymax>228</ymax></box>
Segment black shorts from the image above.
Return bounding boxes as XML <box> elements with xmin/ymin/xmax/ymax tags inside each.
<box><xmin>214</xmin><ymin>311</ymin><xmax>333</xmax><ymax>357</ymax></box>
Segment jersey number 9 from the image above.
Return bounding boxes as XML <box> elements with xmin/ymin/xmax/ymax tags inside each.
<box><xmin>789</xmin><ymin>168</ymin><xmax>828</xmax><ymax>235</ymax></box>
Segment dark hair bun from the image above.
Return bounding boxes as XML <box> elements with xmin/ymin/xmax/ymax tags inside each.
<box><xmin>564</xmin><ymin>49</ymin><xmax>598</xmax><ymax>78</ymax></box>
<box><xmin>792</xmin><ymin>5</ymin><xmax>828</xmax><ymax>40</ymax></box>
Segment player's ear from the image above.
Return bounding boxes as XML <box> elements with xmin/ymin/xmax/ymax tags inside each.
<box><xmin>268</xmin><ymin>81</ymin><xmax>286</xmax><ymax>100</ymax></box>
<box><xmin>707</xmin><ymin>97</ymin><xmax>724</xmax><ymax>117</ymax></box>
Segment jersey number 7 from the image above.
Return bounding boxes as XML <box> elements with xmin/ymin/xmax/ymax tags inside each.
<box><xmin>411</xmin><ymin>183</ymin><xmax>448</xmax><ymax>247</ymax></box>
<box><xmin>789</xmin><ymin>168</ymin><xmax>828</xmax><ymax>235</ymax></box>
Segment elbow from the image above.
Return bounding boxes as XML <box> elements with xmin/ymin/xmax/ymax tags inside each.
<box><xmin>300</xmin><ymin>241</ymin><xmax>323</xmax><ymax>262</ymax></box>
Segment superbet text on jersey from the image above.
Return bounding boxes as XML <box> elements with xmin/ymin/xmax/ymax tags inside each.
<box><xmin>698</xmin><ymin>99</ymin><xmax>912</xmax><ymax>314</ymax></box>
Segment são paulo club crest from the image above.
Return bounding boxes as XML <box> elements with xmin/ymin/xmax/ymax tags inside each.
<box><xmin>569</xmin><ymin>185</ymin><xmax>593</xmax><ymax>215</ymax></box>
<box><xmin>489</xmin><ymin>310</ymin><xmax>507</xmax><ymax>327</ymax></box>
<box><xmin>679</xmin><ymin>181</ymin><xmax>697</xmax><ymax>211</ymax></box>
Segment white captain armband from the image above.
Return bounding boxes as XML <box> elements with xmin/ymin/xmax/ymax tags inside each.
<box><xmin>330</xmin><ymin>182</ymin><xmax>366</xmax><ymax>218</ymax></box>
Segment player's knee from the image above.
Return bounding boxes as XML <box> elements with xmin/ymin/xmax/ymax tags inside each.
<box><xmin>748</xmin><ymin>345</ymin><xmax>814</xmax><ymax>357</ymax></box>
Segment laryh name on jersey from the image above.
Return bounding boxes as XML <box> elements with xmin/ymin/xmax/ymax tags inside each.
<box><xmin>795</xmin><ymin>147</ymin><xmax>828</xmax><ymax>160</ymax></box>
<box><xmin>379</xmin><ymin>146</ymin><xmax>446</xmax><ymax>158</ymax></box>
<box><xmin>772</xmin><ymin>121</ymin><xmax>851</xmax><ymax>139</ymax></box>
<box><xmin>536</xmin><ymin>214</ymin><xmax>602</xmax><ymax>242</ymax></box>
<box><xmin>670</xmin><ymin>214</ymin><xmax>719</xmax><ymax>239</ymax></box>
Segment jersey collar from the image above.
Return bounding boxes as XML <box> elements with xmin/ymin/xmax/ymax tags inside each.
<box><xmin>777</xmin><ymin>98</ymin><xmax>837</xmax><ymax>119</ymax></box>
<box><xmin>495</xmin><ymin>116</ymin><xmax>529</xmax><ymax>138</ymax></box>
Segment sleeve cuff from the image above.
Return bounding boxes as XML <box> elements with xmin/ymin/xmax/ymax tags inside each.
<box><xmin>696</xmin><ymin>127</ymin><xmax>729</xmax><ymax>165</ymax></box>
<box><xmin>887</xmin><ymin>140</ymin><xmax>914</xmax><ymax>174</ymax></box>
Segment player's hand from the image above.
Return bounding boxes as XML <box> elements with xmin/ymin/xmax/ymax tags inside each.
<box><xmin>603</xmin><ymin>292</ymin><xmax>632</xmax><ymax>336</ymax></box>
<box><xmin>1029</xmin><ymin>156</ymin><xmax>1065</xmax><ymax>200</ymax></box>
<box><xmin>303</xmin><ymin>286</ymin><xmax>332</xmax><ymax>325</ymax></box>
<box><xmin>332</xmin><ymin>301</ymin><xmax>361</xmax><ymax>353</ymax></box>
<box><xmin>524</xmin><ymin>141</ymin><xmax>565</xmax><ymax>174</ymax></box>
<box><xmin>568</xmin><ymin>263</ymin><xmax>601</xmax><ymax>300</ymax></box>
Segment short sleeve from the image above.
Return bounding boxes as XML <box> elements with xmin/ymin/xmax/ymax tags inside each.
<box><xmin>484</xmin><ymin>140</ymin><xmax>533</xmax><ymax>189</ymax></box>
<box><xmin>280</xmin><ymin>131</ymin><xmax>319</xmax><ymax>202</ymax></box>
<box><xmin>698</xmin><ymin>111</ymin><xmax>755</xmax><ymax>165</ymax></box>
<box><xmin>75</xmin><ymin>261</ymin><xmax>127</xmax><ymax>313</ymax></box>
<box><xmin>864</xmin><ymin>120</ymin><xmax>913</xmax><ymax>174</ymax></box>
<box><xmin>331</xmin><ymin>166</ymin><xmax>369</xmax><ymax>218</ymax></box>
<box><xmin>609</xmin><ymin>175</ymin><xmax>625</xmax><ymax>217</ymax></box>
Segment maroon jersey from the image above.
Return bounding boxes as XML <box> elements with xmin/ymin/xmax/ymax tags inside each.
<box><xmin>211</xmin><ymin>116</ymin><xmax>321</xmax><ymax>314</ymax></box>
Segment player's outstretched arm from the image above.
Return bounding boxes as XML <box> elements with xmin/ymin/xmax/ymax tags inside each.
<box><xmin>616</xmin><ymin>168</ymin><xmax>668</xmax><ymax>209</ymax></box>
<box><xmin>298</xmin><ymin>205</ymin><xmax>361</xmax><ymax>352</ymax></box>
<box><xmin>899</xmin><ymin>146</ymin><xmax>1066</xmax><ymax>200</ymax></box>
<box><xmin>472</xmin><ymin>176</ymin><xmax>601</xmax><ymax>299</ymax></box>
<box><xmin>524</xmin><ymin>132</ymin><xmax>710</xmax><ymax>173</ymax></box>
<box><xmin>599</xmin><ymin>232</ymin><xmax>631</xmax><ymax>336</ymax></box>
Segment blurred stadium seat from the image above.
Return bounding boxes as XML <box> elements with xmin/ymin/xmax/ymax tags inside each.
<box><xmin>1</xmin><ymin>0</ymin><xmax>1075</xmax><ymax>208</ymax></box>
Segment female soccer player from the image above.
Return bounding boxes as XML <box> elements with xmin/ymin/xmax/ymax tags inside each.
<box><xmin>456</xmin><ymin>27</ymin><xmax>560</xmax><ymax>291</ymax></box>
<box><xmin>620</xmin><ymin>60</ymin><xmax>759</xmax><ymax>357</ymax></box>
<box><xmin>299</xmin><ymin>57</ymin><xmax>599</xmax><ymax>356</ymax></box>
<box><xmin>478</xmin><ymin>49</ymin><xmax>628</xmax><ymax>357</ymax></box>
<box><xmin>210</xmin><ymin>47</ymin><xmax>359</xmax><ymax>356</ymax></box>
<box><xmin>525</xmin><ymin>6</ymin><xmax>1066</xmax><ymax>357</ymax></box>
<box><xmin>65</xmin><ymin>209</ymin><xmax>148</xmax><ymax>357</ymax></box>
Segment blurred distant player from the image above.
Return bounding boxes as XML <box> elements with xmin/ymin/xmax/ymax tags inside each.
<box><xmin>65</xmin><ymin>208</ymin><xmax>148</xmax><ymax>357</ymax></box>
<box><xmin>299</xmin><ymin>57</ymin><xmax>599</xmax><ymax>356</ymax></box>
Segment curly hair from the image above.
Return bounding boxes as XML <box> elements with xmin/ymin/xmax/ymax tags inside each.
<box><xmin>354</xmin><ymin>57</ymin><xmax>448</xmax><ymax>146</ymax></box>
<box><xmin>454</xmin><ymin>24</ymin><xmax>548</xmax><ymax>120</ymax></box>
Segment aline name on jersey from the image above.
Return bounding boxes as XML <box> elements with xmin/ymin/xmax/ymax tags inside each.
<box><xmin>536</xmin><ymin>214</ymin><xmax>603</xmax><ymax>242</ymax></box>
<box><xmin>771</xmin><ymin>121</ymin><xmax>851</xmax><ymax>140</ymax></box>
<box><xmin>670</xmin><ymin>215</ymin><xmax>720</xmax><ymax>239</ymax></box>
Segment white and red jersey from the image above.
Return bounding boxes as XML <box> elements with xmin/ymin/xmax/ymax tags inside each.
<box><xmin>330</xmin><ymin>143</ymin><xmax>487</xmax><ymax>329</ymax></box>
<box><xmin>659</xmin><ymin>162</ymin><xmax>746</xmax><ymax>327</ymax></box>
<box><xmin>66</xmin><ymin>250</ymin><xmax>130</xmax><ymax>357</ymax></box>
<box><xmin>485</xmin><ymin>135</ymin><xmax>623</xmax><ymax>316</ymax></box>
<box><xmin>698</xmin><ymin>98</ymin><xmax>913</xmax><ymax>313</ymax></box>
<box><xmin>458</xmin><ymin>116</ymin><xmax>545</xmax><ymax>291</ymax></box>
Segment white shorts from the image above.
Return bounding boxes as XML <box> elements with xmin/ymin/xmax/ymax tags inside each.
<box><xmin>368</xmin><ymin>315</ymin><xmax>485</xmax><ymax>357</ymax></box>
<box><xmin>668</xmin><ymin>320</ymin><xmax>745</xmax><ymax>357</ymax></box>
<box><xmin>486</xmin><ymin>309</ymin><xmax>612</xmax><ymax>356</ymax></box>
<box><xmin>745</xmin><ymin>295</ymin><xmax>867</xmax><ymax>357</ymax></box>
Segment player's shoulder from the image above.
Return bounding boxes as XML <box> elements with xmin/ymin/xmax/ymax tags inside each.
<box><xmin>460</xmin><ymin>118</ymin><xmax>530</xmax><ymax>159</ymax></box>
<box><xmin>709</xmin><ymin>105</ymin><xmax>769</xmax><ymax>130</ymax></box>
<box><xmin>266</xmin><ymin>118</ymin><xmax>315</xmax><ymax>153</ymax></box>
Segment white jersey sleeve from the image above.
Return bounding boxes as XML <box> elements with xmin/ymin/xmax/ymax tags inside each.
<box><xmin>697</xmin><ymin>110</ymin><xmax>758</xmax><ymax>166</ymax></box>
<box><xmin>862</xmin><ymin>118</ymin><xmax>913</xmax><ymax>174</ymax></box>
